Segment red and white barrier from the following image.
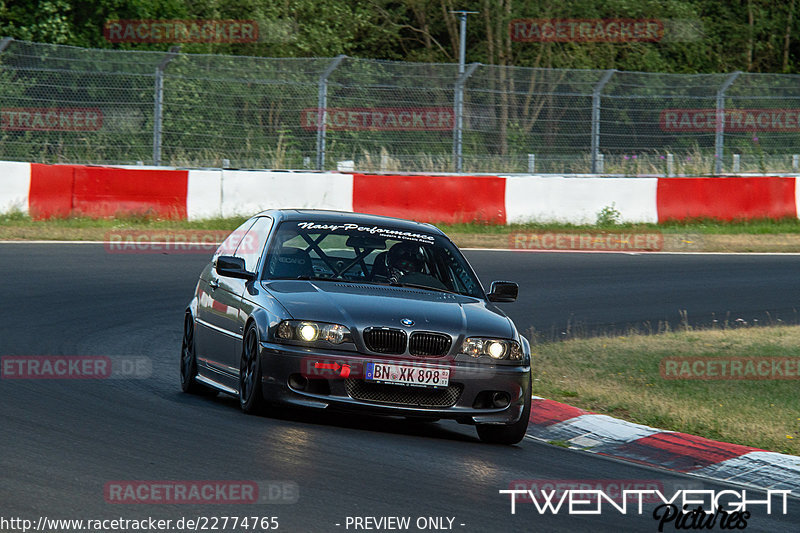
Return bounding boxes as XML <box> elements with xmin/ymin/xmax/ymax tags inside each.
<box><xmin>2</xmin><ymin>161</ymin><xmax>800</xmax><ymax>224</ymax></box>
<box><xmin>185</xmin><ymin>170</ymin><xmax>355</xmax><ymax>219</ymax></box>
<box><xmin>0</xmin><ymin>161</ymin><xmax>31</xmax><ymax>214</ymax></box>
<box><xmin>656</xmin><ymin>176</ymin><xmax>797</xmax><ymax>221</ymax></box>
<box><xmin>503</xmin><ymin>176</ymin><xmax>659</xmax><ymax>224</ymax></box>
<box><xmin>352</xmin><ymin>173</ymin><xmax>506</xmax><ymax>224</ymax></box>
<box><xmin>218</xmin><ymin>170</ymin><xmax>354</xmax><ymax>218</ymax></box>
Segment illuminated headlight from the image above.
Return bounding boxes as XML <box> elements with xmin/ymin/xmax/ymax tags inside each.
<box><xmin>298</xmin><ymin>322</ymin><xmax>319</xmax><ymax>342</ymax></box>
<box><xmin>461</xmin><ymin>338</ymin><xmax>523</xmax><ymax>361</ymax></box>
<box><xmin>487</xmin><ymin>341</ymin><xmax>506</xmax><ymax>359</ymax></box>
<box><xmin>276</xmin><ymin>320</ymin><xmax>352</xmax><ymax>345</ymax></box>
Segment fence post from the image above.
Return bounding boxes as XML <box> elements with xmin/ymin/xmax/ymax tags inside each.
<box><xmin>453</xmin><ymin>62</ymin><xmax>480</xmax><ymax>173</ymax></box>
<box><xmin>732</xmin><ymin>154</ymin><xmax>740</xmax><ymax>173</ymax></box>
<box><xmin>316</xmin><ymin>55</ymin><xmax>346</xmax><ymax>171</ymax></box>
<box><xmin>527</xmin><ymin>153</ymin><xmax>535</xmax><ymax>173</ymax></box>
<box><xmin>714</xmin><ymin>71</ymin><xmax>742</xmax><ymax>175</ymax></box>
<box><xmin>152</xmin><ymin>46</ymin><xmax>180</xmax><ymax>166</ymax></box>
<box><xmin>667</xmin><ymin>153</ymin><xmax>674</xmax><ymax>177</ymax></box>
<box><xmin>591</xmin><ymin>69</ymin><xmax>616</xmax><ymax>174</ymax></box>
<box><xmin>0</xmin><ymin>37</ymin><xmax>13</xmax><ymax>54</ymax></box>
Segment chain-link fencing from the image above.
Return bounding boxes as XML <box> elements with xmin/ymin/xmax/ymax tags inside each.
<box><xmin>2</xmin><ymin>38</ymin><xmax>800</xmax><ymax>174</ymax></box>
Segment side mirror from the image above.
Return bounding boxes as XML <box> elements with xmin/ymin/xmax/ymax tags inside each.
<box><xmin>215</xmin><ymin>255</ymin><xmax>255</xmax><ymax>281</ymax></box>
<box><xmin>487</xmin><ymin>281</ymin><xmax>518</xmax><ymax>303</ymax></box>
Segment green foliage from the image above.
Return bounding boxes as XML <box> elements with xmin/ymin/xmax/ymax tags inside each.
<box><xmin>1</xmin><ymin>0</ymin><xmax>799</xmax><ymax>74</ymax></box>
<box><xmin>3</xmin><ymin>1</ymin><xmax>800</xmax><ymax>169</ymax></box>
<box><xmin>596</xmin><ymin>203</ymin><xmax>622</xmax><ymax>226</ymax></box>
<box><xmin>0</xmin><ymin>0</ymin><xmax>77</xmax><ymax>44</ymax></box>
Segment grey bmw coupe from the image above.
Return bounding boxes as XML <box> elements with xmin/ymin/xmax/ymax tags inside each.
<box><xmin>181</xmin><ymin>209</ymin><xmax>531</xmax><ymax>444</ymax></box>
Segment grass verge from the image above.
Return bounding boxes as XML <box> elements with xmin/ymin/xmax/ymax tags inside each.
<box><xmin>532</xmin><ymin>325</ymin><xmax>800</xmax><ymax>455</ymax></box>
<box><xmin>6</xmin><ymin>214</ymin><xmax>800</xmax><ymax>252</ymax></box>
<box><xmin>0</xmin><ymin>212</ymin><xmax>248</xmax><ymax>241</ymax></box>
<box><xmin>440</xmin><ymin>217</ymin><xmax>800</xmax><ymax>235</ymax></box>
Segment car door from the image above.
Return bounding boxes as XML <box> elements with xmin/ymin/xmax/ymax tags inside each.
<box><xmin>195</xmin><ymin>218</ymin><xmax>255</xmax><ymax>383</ymax></box>
<box><xmin>225</xmin><ymin>216</ymin><xmax>273</xmax><ymax>371</ymax></box>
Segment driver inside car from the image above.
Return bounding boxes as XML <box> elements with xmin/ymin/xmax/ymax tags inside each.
<box><xmin>385</xmin><ymin>241</ymin><xmax>449</xmax><ymax>290</ymax></box>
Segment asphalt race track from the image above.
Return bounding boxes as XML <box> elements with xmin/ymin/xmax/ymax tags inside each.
<box><xmin>1</xmin><ymin>243</ymin><xmax>798</xmax><ymax>532</ymax></box>
<box><xmin>469</xmin><ymin>250</ymin><xmax>800</xmax><ymax>336</ymax></box>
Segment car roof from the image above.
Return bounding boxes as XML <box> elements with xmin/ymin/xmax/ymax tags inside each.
<box><xmin>254</xmin><ymin>209</ymin><xmax>446</xmax><ymax>236</ymax></box>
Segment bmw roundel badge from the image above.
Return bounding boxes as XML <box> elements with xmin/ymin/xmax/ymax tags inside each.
<box><xmin>401</xmin><ymin>318</ymin><xmax>415</xmax><ymax>327</ymax></box>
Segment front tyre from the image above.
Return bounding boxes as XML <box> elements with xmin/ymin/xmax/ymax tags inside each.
<box><xmin>180</xmin><ymin>313</ymin><xmax>215</xmax><ymax>395</ymax></box>
<box><xmin>476</xmin><ymin>388</ymin><xmax>531</xmax><ymax>445</ymax></box>
<box><xmin>239</xmin><ymin>323</ymin><xmax>266</xmax><ymax>414</ymax></box>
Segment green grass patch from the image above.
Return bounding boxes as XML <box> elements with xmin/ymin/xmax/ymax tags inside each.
<box><xmin>0</xmin><ymin>213</ymin><xmax>249</xmax><ymax>241</ymax></box>
<box><xmin>6</xmin><ymin>215</ymin><xmax>800</xmax><ymax>254</ymax></box>
<box><xmin>532</xmin><ymin>326</ymin><xmax>800</xmax><ymax>455</ymax></box>
<box><xmin>0</xmin><ymin>212</ymin><xmax>248</xmax><ymax>230</ymax></box>
<box><xmin>4</xmin><ymin>213</ymin><xmax>800</xmax><ymax>237</ymax></box>
<box><xmin>437</xmin><ymin>216</ymin><xmax>800</xmax><ymax>235</ymax></box>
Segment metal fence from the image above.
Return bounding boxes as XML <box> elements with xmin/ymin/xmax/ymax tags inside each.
<box><xmin>2</xmin><ymin>38</ymin><xmax>800</xmax><ymax>174</ymax></box>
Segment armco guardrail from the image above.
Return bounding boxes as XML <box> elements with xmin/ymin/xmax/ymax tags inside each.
<box><xmin>2</xmin><ymin>161</ymin><xmax>799</xmax><ymax>224</ymax></box>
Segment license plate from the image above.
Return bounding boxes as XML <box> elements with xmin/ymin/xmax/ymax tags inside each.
<box><xmin>365</xmin><ymin>362</ymin><xmax>449</xmax><ymax>388</ymax></box>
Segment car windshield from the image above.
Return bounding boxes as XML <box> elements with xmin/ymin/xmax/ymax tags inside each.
<box><xmin>262</xmin><ymin>220</ymin><xmax>484</xmax><ymax>298</ymax></box>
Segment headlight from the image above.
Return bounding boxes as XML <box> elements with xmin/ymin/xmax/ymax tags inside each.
<box><xmin>486</xmin><ymin>341</ymin><xmax>506</xmax><ymax>359</ymax></box>
<box><xmin>276</xmin><ymin>320</ymin><xmax>352</xmax><ymax>345</ymax></box>
<box><xmin>461</xmin><ymin>338</ymin><xmax>523</xmax><ymax>361</ymax></box>
<box><xmin>324</xmin><ymin>324</ymin><xmax>348</xmax><ymax>344</ymax></box>
<box><xmin>298</xmin><ymin>322</ymin><xmax>318</xmax><ymax>342</ymax></box>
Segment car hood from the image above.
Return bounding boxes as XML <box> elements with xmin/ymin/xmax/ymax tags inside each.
<box><xmin>262</xmin><ymin>280</ymin><xmax>515</xmax><ymax>339</ymax></box>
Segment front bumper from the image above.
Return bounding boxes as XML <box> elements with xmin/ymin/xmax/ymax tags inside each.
<box><xmin>258</xmin><ymin>341</ymin><xmax>530</xmax><ymax>425</ymax></box>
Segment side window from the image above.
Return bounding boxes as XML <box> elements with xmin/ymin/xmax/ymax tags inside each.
<box><xmin>215</xmin><ymin>219</ymin><xmax>255</xmax><ymax>258</ymax></box>
<box><xmin>235</xmin><ymin>217</ymin><xmax>273</xmax><ymax>273</ymax></box>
